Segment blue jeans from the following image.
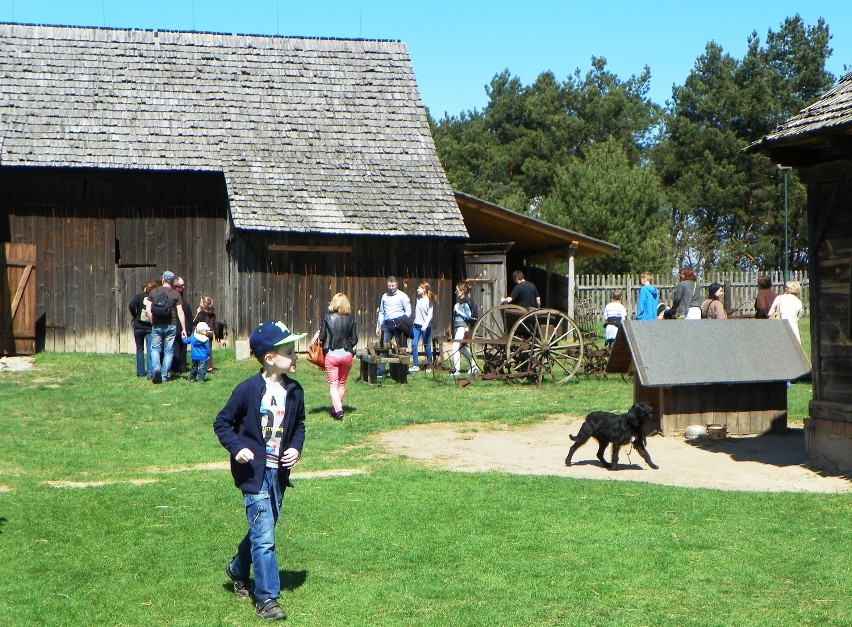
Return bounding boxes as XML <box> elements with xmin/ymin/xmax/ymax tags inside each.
<box><xmin>189</xmin><ymin>359</ymin><xmax>207</xmax><ymax>382</ymax></box>
<box><xmin>378</xmin><ymin>321</ymin><xmax>400</xmax><ymax>376</ymax></box>
<box><xmin>229</xmin><ymin>468</ymin><xmax>284</xmax><ymax>602</ymax></box>
<box><xmin>149</xmin><ymin>325</ymin><xmax>176</xmax><ymax>380</ymax></box>
<box><xmin>133</xmin><ymin>327</ymin><xmax>152</xmax><ymax>377</ymax></box>
<box><xmin>411</xmin><ymin>324</ymin><xmax>432</xmax><ymax>366</ymax></box>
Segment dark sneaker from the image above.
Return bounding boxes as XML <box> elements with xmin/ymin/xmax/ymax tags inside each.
<box><xmin>333</xmin><ymin>410</ymin><xmax>344</xmax><ymax>421</ymax></box>
<box><xmin>255</xmin><ymin>598</ymin><xmax>286</xmax><ymax>620</ymax></box>
<box><xmin>224</xmin><ymin>565</ymin><xmax>251</xmax><ymax>598</ymax></box>
<box><xmin>151</xmin><ymin>369</ymin><xmax>162</xmax><ymax>384</ymax></box>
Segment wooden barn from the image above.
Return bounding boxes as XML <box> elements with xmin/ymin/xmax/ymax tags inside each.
<box><xmin>748</xmin><ymin>73</ymin><xmax>852</xmax><ymax>472</ymax></box>
<box><xmin>607</xmin><ymin>320</ymin><xmax>811</xmax><ymax>436</ymax></box>
<box><xmin>0</xmin><ymin>23</ymin><xmax>470</xmax><ymax>354</ymax></box>
<box><xmin>0</xmin><ymin>23</ymin><xmax>617</xmax><ymax>356</ymax></box>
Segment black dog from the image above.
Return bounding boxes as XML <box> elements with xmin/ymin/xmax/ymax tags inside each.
<box><xmin>565</xmin><ymin>402</ymin><xmax>659</xmax><ymax>470</ymax></box>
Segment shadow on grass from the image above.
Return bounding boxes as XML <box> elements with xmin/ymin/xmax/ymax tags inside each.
<box><xmin>307</xmin><ymin>405</ymin><xmax>357</xmax><ymax>417</ymax></box>
<box><xmin>222</xmin><ymin>570</ymin><xmax>307</xmax><ymax>597</ymax></box>
<box><xmin>686</xmin><ymin>428</ymin><xmax>852</xmax><ymax>482</ymax></box>
<box><xmin>280</xmin><ymin>569</ymin><xmax>308</xmax><ymax>591</ymax></box>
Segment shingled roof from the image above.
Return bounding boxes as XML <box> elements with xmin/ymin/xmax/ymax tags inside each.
<box><xmin>0</xmin><ymin>23</ymin><xmax>467</xmax><ymax>238</ymax></box>
<box><xmin>746</xmin><ymin>72</ymin><xmax>852</xmax><ymax>165</ymax></box>
<box><xmin>607</xmin><ymin>319</ymin><xmax>811</xmax><ymax>386</ymax></box>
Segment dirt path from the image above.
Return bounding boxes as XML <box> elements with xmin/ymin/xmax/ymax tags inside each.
<box><xmin>376</xmin><ymin>416</ymin><xmax>851</xmax><ymax>493</ymax></box>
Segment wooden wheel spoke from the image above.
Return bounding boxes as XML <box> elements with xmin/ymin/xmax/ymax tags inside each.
<box><xmin>507</xmin><ymin>308</ymin><xmax>583</xmax><ymax>384</ymax></box>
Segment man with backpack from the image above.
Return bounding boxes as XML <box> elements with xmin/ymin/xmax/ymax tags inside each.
<box><xmin>145</xmin><ymin>270</ymin><xmax>188</xmax><ymax>384</ymax></box>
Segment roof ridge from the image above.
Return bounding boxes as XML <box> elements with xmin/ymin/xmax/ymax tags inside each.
<box><xmin>0</xmin><ymin>21</ymin><xmax>400</xmax><ymax>43</ymax></box>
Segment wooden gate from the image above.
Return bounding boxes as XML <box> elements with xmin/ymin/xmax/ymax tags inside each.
<box><xmin>1</xmin><ymin>242</ymin><xmax>37</xmax><ymax>355</ymax></box>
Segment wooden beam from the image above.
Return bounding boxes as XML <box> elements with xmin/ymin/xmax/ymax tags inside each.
<box><xmin>268</xmin><ymin>244</ymin><xmax>352</xmax><ymax>253</ymax></box>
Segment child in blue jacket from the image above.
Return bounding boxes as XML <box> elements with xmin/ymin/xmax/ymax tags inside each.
<box><xmin>182</xmin><ymin>321</ymin><xmax>213</xmax><ymax>382</ymax></box>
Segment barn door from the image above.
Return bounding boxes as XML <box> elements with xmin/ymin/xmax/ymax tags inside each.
<box><xmin>462</xmin><ymin>244</ymin><xmax>513</xmax><ymax>314</ymax></box>
<box><xmin>1</xmin><ymin>242</ymin><xmax>37</xmax><ymax>355</ymax></box>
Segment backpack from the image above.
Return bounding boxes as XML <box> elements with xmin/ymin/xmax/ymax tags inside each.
<box><xmin>151</xmin><ymin>290</ymin><xmax>172</xmax><ymax>318</ymax></box>
<box><xmin>468</xmin><ymin>298</ymin><xmax>479</xmax><ymax>321</ymax></box>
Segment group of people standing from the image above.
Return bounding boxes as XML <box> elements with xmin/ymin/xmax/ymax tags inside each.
<box><xmin>127</xmin><ymin>271</ymin><xmax>218</xmax><ymax>383</ymax></box>
<box><xmin>601</xmin><ymin>269</ymin><xmax>805</xmax><ymax>345</ymax></box>
<box><xmin>310</xmin><ymin>272</ymin><xmax>542</xmax><ymax>415</ymax></box>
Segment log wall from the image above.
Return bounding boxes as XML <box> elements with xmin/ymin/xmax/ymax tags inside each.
<box><xmin>1</xmin><ymin>167</ymin><xmax>461</xmax><ymax>354</ymax></box>
<box><xmin>800</xmin><ymin>161</ymin><xmax>852</xmax><ymax>472</ymax></box>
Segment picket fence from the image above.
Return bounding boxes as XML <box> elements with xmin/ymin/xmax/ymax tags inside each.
<box><xmin>574</xmin><ymin>270</ymin><xmax>809</xmax><ymax>319</ymax></box>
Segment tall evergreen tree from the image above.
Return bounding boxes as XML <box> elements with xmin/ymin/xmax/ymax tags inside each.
<box><xmin>539</xmin><ymin>140</ymin><xmax>671</xmax><ymax>274</ymax></box>
<box><xmin>431</xmin><ymin>59</ymin><xmax>661</xmax><ymax>213</ymax></box>
<box><xmin>652</xmin><ymin>15</ymin><xmax>833</xmax><ymax>272</ymax></box>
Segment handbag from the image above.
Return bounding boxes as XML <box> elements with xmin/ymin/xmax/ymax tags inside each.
<box><xmin>306</xmin><ymin>337</ymin><xmax>325</xmax><ymax>369</ymax></box>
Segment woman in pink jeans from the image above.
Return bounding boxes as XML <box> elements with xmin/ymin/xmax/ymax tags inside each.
<box><xmin>316</xmin><ymin>293</ymin><xmax>358</xmax><ymax>420</ymax></box>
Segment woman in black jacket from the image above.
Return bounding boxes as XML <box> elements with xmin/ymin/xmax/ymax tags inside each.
<box><xmin>316</xmin><ymin>292</ymin><xmax>358</xmax><ymax>420</ymax></box>
<box><xmin>128</xmin><ymin>279</ymin><xmax>158</xmax><ymax>377</ymax></box>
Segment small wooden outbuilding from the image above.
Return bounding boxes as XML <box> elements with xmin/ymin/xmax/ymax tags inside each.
<box><xmin>607</xmin><ymin>320</ymin><xmax>811</xmax><ymax>435</ymax></box>
<box><xmin>747</xmin><ymin>73</ymin><xmax>852</xmax><ymax>472</ymax></box>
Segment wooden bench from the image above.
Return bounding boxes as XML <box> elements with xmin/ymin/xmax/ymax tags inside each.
<box><xmin>356</xmin><ymin>350</ymin><xmax>411</xmax><ymax>384</ymax></box>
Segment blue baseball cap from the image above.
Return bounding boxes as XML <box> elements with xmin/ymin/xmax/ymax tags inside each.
<box><xmin>161</xmin><ymin>271</ymin><xmax>176</xmax><ymax>281</ymax></box>
<box><xmin>249</xmin><ymin>321</ymin><xmax>307</xmax><ymax>357</ymax></box>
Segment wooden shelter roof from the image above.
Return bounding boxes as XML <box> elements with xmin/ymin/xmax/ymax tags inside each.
<box><xmin>607</xmin><ymin>319</ymin><xmax>811</xmax><ymax>387</ymax></box>
<box><xmin>746</xmin><ymin>72</ymin><xmax>852</xmax><ymax>165</ymax></box>
<box><xmin>454</xmin><ymin>191</ymin><xmax>619</xmax><ymax>262</ymax></box>
<box><xmin>0</xmin><ymin>23</ymin><xmax>466</xmax><ymax>238</ymax></box>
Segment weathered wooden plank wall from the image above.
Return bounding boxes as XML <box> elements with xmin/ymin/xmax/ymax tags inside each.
<box><xmin>228</xmin><ymin>232</ymin><xmax>456</xmax><ymax>351</ymax></box>
<box><xmin>809</xmin><ymin>170</ymin><xmax>852</xmax><ymax>409</ymax></box>
<box><xmin>653</xmin><ymin>383</ymin><xmax>787</xmax><ymax>436</ymax></box>
<box><xmin>1</xmin><ymin>168</ymin><xmax>231</xmax><ymax>353</ymax></box>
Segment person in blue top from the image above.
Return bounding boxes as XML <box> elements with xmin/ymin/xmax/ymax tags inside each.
<box><xmin>451</xmin><ymin>281</ymin><xmax>479</xmax><ymax>376</ymax></box>
<box><xmin>182</xmin><ymin>321</ymin><xmax>213</xmax><ymax>382</ymax></box>
<box><xmin>635</xmin><ymin>272</ymin><xmax>659</xmax><ymax>321</ymax></box>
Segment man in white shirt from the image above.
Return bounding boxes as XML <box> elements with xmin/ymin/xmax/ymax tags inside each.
<box><xmin>375</xmin><ymin>276</ymin><xmax>412</xmax><ymax>345</ymax></box>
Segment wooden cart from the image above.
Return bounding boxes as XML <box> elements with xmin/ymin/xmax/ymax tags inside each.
<box><xmin>431</xmin><ymin>304</ymin><xmax>585</xmax><ymax>385</ymax></box>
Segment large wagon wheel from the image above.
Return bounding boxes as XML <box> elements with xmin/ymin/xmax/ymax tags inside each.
<box><xmin>506</xmin><ymin>308</ymin><xmax>583</xmax><ymax>384</ymax></box>
<box><xmin>470</xmin><ymin>304</ymin><xmax>527</xmax><ymax>375</ymax></box>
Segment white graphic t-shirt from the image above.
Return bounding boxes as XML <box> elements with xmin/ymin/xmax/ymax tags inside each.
<box><xmin>260</xmin><ymin>381</ymin><xmax>287</xmax><ymax>468</ymax></box>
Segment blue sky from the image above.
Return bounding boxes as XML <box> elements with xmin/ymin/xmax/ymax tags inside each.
<box><xmin>1</xmin><ymin>1</ymin><xmax>850</xmax><ymax>118</ymax></box>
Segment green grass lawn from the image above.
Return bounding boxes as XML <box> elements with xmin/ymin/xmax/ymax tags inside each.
<box><xmin>1</xmin><ymin>318</ymin><xmax>848</xmax><ymax>626</ymax></box>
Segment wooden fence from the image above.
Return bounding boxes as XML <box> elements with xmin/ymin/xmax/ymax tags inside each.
<box><xmin>575</xmin><ymin>270</ymin><xmax>809</xmax><ymax>320</ymax></box>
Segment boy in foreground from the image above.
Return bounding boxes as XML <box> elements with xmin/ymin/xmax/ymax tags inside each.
<box><xmin>213</xmin><ymin>321</ymin><xmax>307</xmax><ymax>621</ymax></box>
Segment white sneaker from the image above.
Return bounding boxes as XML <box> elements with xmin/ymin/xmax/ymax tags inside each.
<box><xmin>469</xmin><ymin>367</ymin><xmax>479</xmax><ymax>375</ymax></box>
<box><xmin>409</xmin><ymin>365</ymin><xmax>420</xmax><ymax>372</ymax></box>
<box><xmin>450</xmin><ymin>371</ymin><xmax>461</xmax><ymax>377</ymax></box>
